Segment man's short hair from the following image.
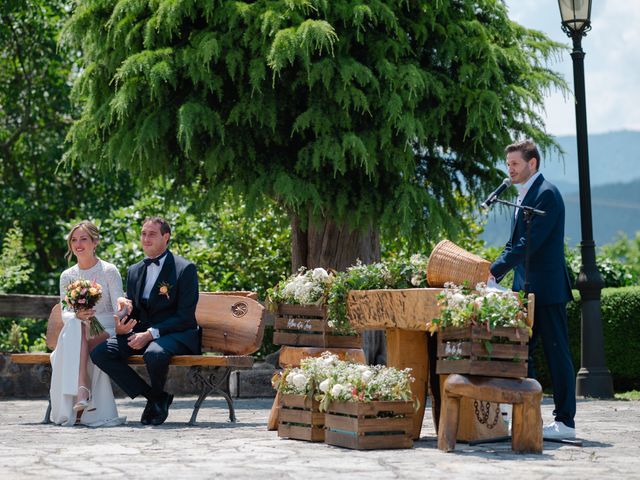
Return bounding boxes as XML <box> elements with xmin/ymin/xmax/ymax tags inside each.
<box><xmin>505</xmin><ymin>139</ymin><xmax>540</xmax><ymax>171</ymax></box>
<box><xmin>143</xmin><ymin>216</ymin><xmax>171</xmax><ymax>236</ymax></box>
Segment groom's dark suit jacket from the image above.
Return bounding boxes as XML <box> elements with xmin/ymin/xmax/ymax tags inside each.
<box><xmin>126</xmin><ymin>250</ymin><xmax>201</xmax><ymax>354</ymax></box>
<box><xmin>490</xmin><ymin>174</ymin><xmax>573</xmax><ymax>306</ymax></box>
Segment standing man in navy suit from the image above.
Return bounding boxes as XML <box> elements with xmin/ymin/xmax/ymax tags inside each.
<box><xmin>489</xmin><ymin>140</ymin><xmax>576</xmax><ymax>439</ymax></box>
<box><xmin>91</xmin><ymin>216</ymin><xmax>200</xmax><ymax>425</ymax></box>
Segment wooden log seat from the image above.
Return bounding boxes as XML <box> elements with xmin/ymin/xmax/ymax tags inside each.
<box><xmin>11</xmin><ymin>292</ymin><xmax>265</xmax><ymax>425</ymax></box>
<box><xmin>438</xmin><ymin>374</ymin><xmax>543</xmax><ymax>454</ymax></box>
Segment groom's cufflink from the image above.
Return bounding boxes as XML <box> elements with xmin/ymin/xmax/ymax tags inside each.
<box><xmin>147</xmin><ymin>327</ymin><xmax>160</xmax><ymax>339</ymax></box>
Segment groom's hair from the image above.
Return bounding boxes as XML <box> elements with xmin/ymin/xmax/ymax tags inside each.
<box><xmin>143</xmin><ymin>216</ymin><xmax>171</xmax><ymax>237</ymax></box>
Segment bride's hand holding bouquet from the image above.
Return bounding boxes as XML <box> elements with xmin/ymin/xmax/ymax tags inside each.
<box><xmin>62</xmin><ymin>279</ymin><xmax>106</xmax><ymax>337</ymax></box>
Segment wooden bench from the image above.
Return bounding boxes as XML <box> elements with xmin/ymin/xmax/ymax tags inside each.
<box><xmin>11</xmin><ymin>292</ymin><xmax>265</xmax><ymax>425</ymax></box>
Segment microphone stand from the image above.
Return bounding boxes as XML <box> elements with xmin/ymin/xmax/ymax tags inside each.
<box><xmin>492</xmin><ymin>198</ymin><xmax>546</xmax><ymax>296</ymax></box>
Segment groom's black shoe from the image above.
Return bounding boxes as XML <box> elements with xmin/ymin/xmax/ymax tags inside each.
<box><xmin>140</xmin><ymin>399</ymin><xmax>155</xmax><ymax>425</ymax></box>
<box><xmin>149</xmin><ymin>392</ymin><xmax>173</xmax><ymax>426</ymax></box>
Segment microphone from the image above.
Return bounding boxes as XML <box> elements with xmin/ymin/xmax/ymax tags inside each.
<box><xmin>481</xmin><ymin>178</ymin><xmax>512</xmax><ymax>209</ymax></box>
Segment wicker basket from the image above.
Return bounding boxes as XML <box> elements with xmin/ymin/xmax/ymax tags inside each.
<box><xmin>426</xmin><ymin>240</ymin><xmax>490</xmax><ymax>288</ymax></box>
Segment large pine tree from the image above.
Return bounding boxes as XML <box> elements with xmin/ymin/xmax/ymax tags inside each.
<box><xmin>63</xmin><ymin>0</ymin><xmax>565</xmax><ymax>270</ymax></box>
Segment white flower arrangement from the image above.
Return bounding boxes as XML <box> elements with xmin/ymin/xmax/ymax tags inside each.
<box><xmin>272</xmin><ymin>352</ymin><xmax>416</xmax><ymax>412</ymax></box>
<box><xmin>267</xmin><ymin>267</ymin><xmax>333</xmax><ymax>306</ymax></box>
<box><xmin>271</xmin><ymin>351</ymin><xmax>338</xmax><ymax>396</ymax></box>
<box><xmin>428</xmin><ymin>282</ymin><xmax>530</xmax><ymax>334</ymax></box>
<box><xmin>268</xmin><ymin>254</ymin><xmax>430</xmax><ymax>335</ymax></box>
<box><xmin>317</xmin><ymin>361</ymin><xmax>415</xmax><ymax>412</ymax></box>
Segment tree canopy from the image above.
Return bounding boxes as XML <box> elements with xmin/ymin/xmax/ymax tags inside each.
<box><xmin>0</xmin><ymin>0</ymin><xmax>136</xmax><ymax>290</ymax></box>
<box><xmin>63</xmin><ymin>0</ymin><xmax>565</xmax><ymax>257</ymax></box>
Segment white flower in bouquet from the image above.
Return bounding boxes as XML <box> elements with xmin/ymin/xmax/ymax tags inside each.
<box><xmin>361</xmin><ymin>369</ymin><xmax>374</xmax><ymax>384</ymax></box>
<box><xmin>319</xmin><ymin>378</ymin><xmax>331</xmax><ymax>393</ymax></box>
<box><xmin>331</xmin><ymin>383</ymin><xmax>345</xmax><ymax>397</ymax></box>
<box><xmin>291</xmin><ymin>373</ymin><xmax>308</xmax><ymax>390</ymax></box>
<box><xmin>311</xmin><ymin>267</ymin><xmax>330</xmax><ymax>282</ymax></box>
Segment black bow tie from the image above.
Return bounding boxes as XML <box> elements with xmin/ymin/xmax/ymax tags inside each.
<box><xmin>143</xmin><ymin>251</ymin><xmax>168</xmax><ymax>267</ymax></box>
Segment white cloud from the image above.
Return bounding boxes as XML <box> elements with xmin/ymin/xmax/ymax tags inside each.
<box><xmin>505</xmin><ymin>0</ymin><xmax>640</xmax><ymax>136</ymax></box>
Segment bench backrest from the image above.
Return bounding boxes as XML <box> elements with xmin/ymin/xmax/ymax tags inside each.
<box><xmin>45</xmin><ymin>292</ymin><xmax>266</xmax><ymax>356</ymax></box>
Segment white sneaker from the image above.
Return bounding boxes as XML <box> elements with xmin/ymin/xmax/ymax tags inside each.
<box><xmin>543</xmin><ymin>421</ymin><xmax>576</xmax><ymax>439</ymax></box>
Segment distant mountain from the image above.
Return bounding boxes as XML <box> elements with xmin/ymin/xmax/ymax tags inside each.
<box><xmin>481</xmin><ymin>130</ymin><xmax>640</xmax><ymax>247</ymax></box>
<box><xmin>542</xmin><ymin>130</ymin><xmax>640</xmax><ymax>187</ymax></box>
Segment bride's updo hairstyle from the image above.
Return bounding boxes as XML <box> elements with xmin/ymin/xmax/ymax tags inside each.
<box><xmin>65</xmin><ymin>220</ymin><xmax>100</xmax><ymax>263</ymax></box>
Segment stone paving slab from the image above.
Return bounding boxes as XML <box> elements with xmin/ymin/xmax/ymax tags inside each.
<box><xmin>1</xmin><ymin>396</ymin><xmax>639</xmax><ymax>479</ymax></box>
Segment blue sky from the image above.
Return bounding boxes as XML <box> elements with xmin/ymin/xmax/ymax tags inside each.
<box><xmin>505</xmin><ymin>0</ymin><xmax>640</xmax><ymax>136</ymax></box>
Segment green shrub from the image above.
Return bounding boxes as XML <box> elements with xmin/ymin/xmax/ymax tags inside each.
<box><xmin>0</xmin><ymin>318</ymin><xmax>47</xmax><ymax>353</ymax></box>
<box><xmin>566</xmin><ymin>248</ymin><xmax>637</xmax><ymax>288</ymax></box>
<box><xmin>91</xmin><ymin>192</ymin><xmax>291</xmax><ymax>301</ymax></box>
<box><xmin>532</xmin><ymin>286</ymin><xmax>640</xmax><ymax>392</ymax></box>
<box><xmin>0</xmin><ymin>225</ymin><xmax>33</xmax><ymax>293</ymax></box>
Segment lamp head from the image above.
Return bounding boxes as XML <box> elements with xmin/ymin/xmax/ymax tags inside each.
<box><xmin>558</xmin><ymin>0</ymin><xmax>592</xmax><ymax>37</ymax></box>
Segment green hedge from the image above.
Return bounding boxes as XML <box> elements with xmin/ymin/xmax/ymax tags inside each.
<box><xmin>532</xmin><ymin>286</ymin><xmax>640</xmax><ymax>392</ymax></box>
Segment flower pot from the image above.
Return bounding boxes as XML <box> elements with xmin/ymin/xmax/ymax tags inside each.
<box><xmin>324</xmin><ymin>400</ymin><xmax>414</xmax><ymax>450</ymax></box>
<box><xmin>436</xmin><ymin>325</ymin><xmax>529</xmax><ymax>379</ymax></box>
<box><xmin>277</xmin><ymin>394</ymin><xmax>324</xmax><ymax>442</ymax></box>
<box><xmin>273</xmin><ymin>304</ymin><xmax>361</xmax><ymax>349</ymax></box>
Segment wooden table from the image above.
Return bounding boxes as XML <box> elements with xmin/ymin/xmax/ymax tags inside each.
<box><xmin>347</xmin><ymin>288</ymin><xmax>534</xmax><ymax>440</ymax></box>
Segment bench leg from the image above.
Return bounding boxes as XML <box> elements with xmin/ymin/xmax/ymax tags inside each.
<box><xmin>188</xmin><ymin>366</ymin><xmax>236</xmax><ymax>425</ymax></box>
<box><xmin>42</xmin><ymin>398</ymin><xmax>52</xmax><ymax>424</ymax></box>
<box><xmin>36</xmin><ymin>365</ymin><xmax>52</xmax><ymax>424</ymax></box>
<box><xmin>438</xmin><ymin>392</ymin><xmax>461</xmax><ymax>452</ymax></box>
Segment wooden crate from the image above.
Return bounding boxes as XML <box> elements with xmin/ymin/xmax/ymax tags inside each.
<box><xmin>273</xmin><ymin>304</ymin><xmax>361</xmax><ymax>349</ymax></box>
<box><xmin>324</xmin><ymin>400</ymin><xmax>414</xmax><ymax>450</ymax></box>
<box><xmin>436</xmin><ymin>325</ymin><xmax>529</xmax><ymax>379</ymax></box>
<box><xmin>278</xmin><ymin>394</ymin><xmax>325</xmax><ymax>442</ymax></box>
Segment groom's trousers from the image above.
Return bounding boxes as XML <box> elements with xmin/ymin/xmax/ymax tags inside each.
<box><xmin>91</xmin><ymin>332</ymin><xmax>192</xmax><ymax>398</ymax></box>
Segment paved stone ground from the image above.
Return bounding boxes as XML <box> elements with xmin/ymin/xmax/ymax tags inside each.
<box><xmin>1</xmin><ymin>396</ymin><xmax>639</xmax><ymax>479</ymax></box>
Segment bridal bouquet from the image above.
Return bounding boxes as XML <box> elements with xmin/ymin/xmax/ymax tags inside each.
<box><xmin>62</xmin><ymin>279</ymin><xmax>105</xmax><ymax>336</ymax></box>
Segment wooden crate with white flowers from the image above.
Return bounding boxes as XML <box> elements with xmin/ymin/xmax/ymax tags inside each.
<box><xmin>273</xmin><ymin>304</ymin><xmax>362</xmax><ymax>349</ymax></box>
<box><xmin>277</xmin><ymin>394</ymin><xmax>324</xmax><ymax>442</ymax></box>
<box><xmin>324</xmin><ymin>400</ymin><xmax>414</xmax><ymax>450</ymax></box>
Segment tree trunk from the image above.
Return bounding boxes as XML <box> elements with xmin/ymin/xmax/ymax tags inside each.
<box><xmin>290</xmin><ymin>213</ymin><xmax>381</xmax><ymax>271</ymax></box>
<box><xmin>290</xmin><ymin>212</ymin><xmax>386</xmax><ymax>365</ymax></box>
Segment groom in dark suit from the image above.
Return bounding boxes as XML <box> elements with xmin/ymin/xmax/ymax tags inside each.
<box><xmin>91</xmin><ymin>216</ymin><xmax>200</xmax><ymax>425</ymax></box>
<box><xmin>490</xmin><ymin>140</ymin><xmax>576</xmax><ymax>439</ymax></box>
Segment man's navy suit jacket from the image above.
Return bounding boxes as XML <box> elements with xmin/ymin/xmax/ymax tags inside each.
<box><xmin>126</xmin><ymin>250</ymin><xmax>201</xmax><ymax>354</ymax></box>
<box><xmin>490</xmin><ymin>174</ymin><xmax>573</xmax><ymax>306</ymax></box>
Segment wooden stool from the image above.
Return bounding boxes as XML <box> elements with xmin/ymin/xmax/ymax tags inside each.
<box><xmin>438</xmin><ymin>374</ymin><xmax>543</xmax><ymax>453</ymax></box>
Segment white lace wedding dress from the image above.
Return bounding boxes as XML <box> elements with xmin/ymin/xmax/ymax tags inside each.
<box><xmin>50</xmin><ymin>258</ymin><xmax>127</xmax><ymax>427</ymax></box>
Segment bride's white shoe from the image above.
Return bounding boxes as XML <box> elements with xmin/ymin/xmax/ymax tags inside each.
<box><xmin>73</xmin><ymin>385</ymin><xmax>92</xmax><ymax>413</ymax></box>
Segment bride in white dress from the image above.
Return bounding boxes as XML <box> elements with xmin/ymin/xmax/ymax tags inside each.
<box><xmin>50</xmin><ymin>220</ymin><xmax>126</xmax><ymax>427</ymax></box>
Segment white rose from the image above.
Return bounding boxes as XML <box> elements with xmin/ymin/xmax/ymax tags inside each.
<box><xmin>311</xmin><ymin>268</ymin><xmax>329</xmax><ymax>282</ymax></box>
<box><xmin>410</xmin><ymin>275</ymin><xmax>421</xmax><ymax>287</ymax></box>
<box><xmin>331</xmin><ymin>384</ymin><xmax>344</xmax><ymax>397</ymax></box>
<box><xmin>291</xmin><ymin>373</ymin><xmax>308</xmax><ymax>389</ymax></box>
<box><xmin>361</xmin><ymin>370</ymin><xmax>373</xmax><ymax>384</ymax></box>
<box><xmin>319</xmin><ymin>378</ymin><xmax>331</xmax><ymax>393</ymax></box>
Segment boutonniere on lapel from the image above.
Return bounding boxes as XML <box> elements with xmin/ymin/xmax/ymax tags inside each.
<box><xmin>158</xmin><ymin>281</ymin><xmax>173</xmax><ymax>300</ymax></box>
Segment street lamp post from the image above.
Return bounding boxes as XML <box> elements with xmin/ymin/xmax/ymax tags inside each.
<box><xmin>558</xmin><ymin>0</ymin><xmax>614</xmax><ymax>398</ymax></box>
